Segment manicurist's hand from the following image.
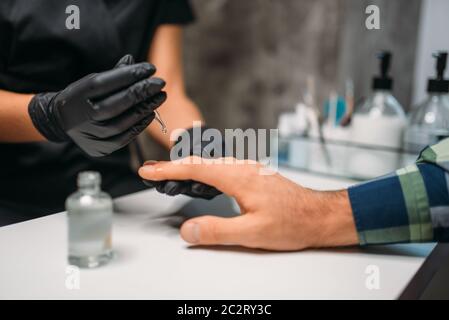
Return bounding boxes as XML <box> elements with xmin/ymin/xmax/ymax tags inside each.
<box><xmin>139</xmin><ymin>157</ymin><xmax>359</xmax><ymax>251</ymax></box>
<box><xmin>28</xmin><ymin>55</ymin><xmax>167</xmax><ymax>157</ymax></box>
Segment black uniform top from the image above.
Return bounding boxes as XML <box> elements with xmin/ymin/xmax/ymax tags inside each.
<box><xmin>0</xmin><ymin>0</ymin><xmax>194</xmax><ymax>225</ymax></box>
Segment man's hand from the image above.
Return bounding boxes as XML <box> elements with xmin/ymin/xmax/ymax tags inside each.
<box><xmin>138</xmin><ymin>157</ymin><xmax>359</xmax><ymax>251</ymax></box>
<box><xmin>143</xmin><ymin>126</ymin><xmax>225</xmax><ymax>199</ymax></box>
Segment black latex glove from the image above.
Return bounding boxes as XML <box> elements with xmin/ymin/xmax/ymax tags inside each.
<box><xmin>28</xmin><ymin>54</ymin><xmax>167</xmax><ymax>157</ymax></box>
<box><xmin>143</xmin><ymin>126</ymin><xmax>226</xmax><ymax>200</ymax></box>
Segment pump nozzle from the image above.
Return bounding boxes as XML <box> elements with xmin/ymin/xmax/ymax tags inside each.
<box><xmin>427</xmin><ymin>51</ymin><xmax>449</xmax><ymax>93</ymax></box>
<box><xmin>377</xmin><ymin>51</ymin><xmax>391</xmax><ymax>78</ymax></box>
<box><xmin>432</xmin><ymin>51</ymin><xmax>447</xmax><ymax>80</ymax></box>
<box><xmin>372</xmin><ymin>51</ymin><xmax>393</xmax><ymax>90</ymax></box>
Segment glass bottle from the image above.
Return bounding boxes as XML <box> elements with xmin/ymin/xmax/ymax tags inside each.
<box><xmin>349</xmin><ymin>52</ymin><xmax>406</xmax><ymax>178</ymax></box>
<box><xmin>67</xmin><ymin>171</ymin><xmax>113</xmax><ymax>268</ymax></box>
<box><xmin>404</xmin><ymin>52</ymin><xmax>449</xmax><ymax>153</ymax></box>
<box><xmin>351</xmin><ymin>52</ymin><xmax>406</xmax><ymax>149</ymax></box>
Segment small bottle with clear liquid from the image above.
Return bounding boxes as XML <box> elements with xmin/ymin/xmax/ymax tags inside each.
<box><xmin>67</xmin><ymin>171</ymin><xmax>113</xmax><ymax>268</ymax></box>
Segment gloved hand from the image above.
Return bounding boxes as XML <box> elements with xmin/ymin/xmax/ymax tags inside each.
<box><xmin>143</xmin><ymin>126</ymin><xmax>226</xmax><ymax>199</ymax></box>
<box><xmin>28</xmin><ymin>54</ymin><xmax>167</xmax><ymax>157</ymax></box>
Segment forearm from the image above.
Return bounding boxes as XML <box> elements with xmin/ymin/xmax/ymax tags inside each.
<box><xmin>146</xmin><ymin>25</ymin><xmax>204</xmax><ymax>149</ymax></box>
<box><xmin>0</xmin><ymin>90</ymin><xmax>45</xmax><ymax>142</ymax></box>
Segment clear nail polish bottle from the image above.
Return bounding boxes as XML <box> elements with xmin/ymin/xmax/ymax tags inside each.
<box><xmin>66</xmin><ymin>171</ymin><xmax>114</xmax><ymax>268</ymax></box>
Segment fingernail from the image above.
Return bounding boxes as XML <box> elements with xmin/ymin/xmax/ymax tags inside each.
<box><xmin>141</xmin><ymin>166</ymin><xmax>155</xmax><ymax>173</ymax></box>
<box><xmin>143</xmin><ymin>160</ymin><xmax>157</xmax><ymax>166</ymax></box>
<box><xmin>135</xmin><ymin>63</ymin><xmax>153</xmax><ymax>77</ymax></box>
<box><xmin>164</xmin><ymin>182</ymin><xmax>179</xmax><ymax>195</ymax></box>
<box><xmin>142</xmin><ymin>62</ymin><xmax>152</xmax><ymax>71</ymax></box>
<box><xmin>183</xmin><ymin>222</ymin><xmax>200</xmax><ymax>244</ymax></box>
<box><xmin>151</xmin><ymin>77</ymin><xmax>166</xmax><ymax>88</ymax></box>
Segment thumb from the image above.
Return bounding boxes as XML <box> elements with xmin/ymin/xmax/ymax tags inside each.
<box><xmin>180</xmin><ymin>215</ymin><xmax>254</xmax><ymax>246</ymax></box>
<box><xmin>115</xmin><ymin>54</ymin><xmax>135</xmax><ymax>68</ymax></box>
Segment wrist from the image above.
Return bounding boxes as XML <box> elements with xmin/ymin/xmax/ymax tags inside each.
<box><xmin>28</xmin><ymin>92</ymin><xmax>69</xmax><ymax>143</ymax></box>
<box><xmin>310</xmin><ymin>189</ymin><xmax>359</xmax><ymax>248</ymax></box>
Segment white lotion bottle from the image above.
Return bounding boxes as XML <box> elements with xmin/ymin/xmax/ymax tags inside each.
<box><xmin>349</xmin><ymin>52</ymin><xmax>406</xmax><ymax>178</ymax></box>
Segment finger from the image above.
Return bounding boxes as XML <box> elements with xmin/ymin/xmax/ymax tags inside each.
<box><xmin>155</xmin><ymin>181</ymin><xmax>167</xmax><ymax>194</ymax></box>
<box><xmin>188</xmin><ymin>182</ymin><xmax>222</xmax><ymax>199</ymax></box>
<box><xmin>142</xmin><ymin>179</ymin><xmax>159</xmax><ymax>188</ymax></box>
<box><xmin>89</xmin><ymin>63</ymin><xmax>156</xmax><ymax>98</ymax></box>
<box><xmin>87</xmin><ymin>92</ymin><xmax>166</xmax><ymax>139</ymax></box>
<box><xmin>114</xmin><ymin>54</ymin><xmax>135</xmax><ymax>68</ymax></box>
<box><xmin>145</xmin><ymin>178</ymin><xmax>222</xmax><ymax>199</ymax></box>
<box><xmin>180</xmin><ymin>215</ymin><xmax>255</xmax><ymax>246</ymax></box>
<box><xmin>142</xmin><ymin>179</ymin><xmax>166</xmax><ymax>190</ymax></box>
<box><xmin>162</xmin><ymin>180</ymin><xmax>189</xmax><ymax>196</ymax></box>
<box><xmin>141</xmin><ymin>161</ymin><xmax>165</xmax><ymax>188</ymax></box>
<box><xmin>91</xmin><ymin>79</ymin><xmax>166</xmax><ymax>121</ymax></box>
<box><xmin>88</xmin><ymin>110</ymin><xmax>155</xmax><ymax>139</ymax></box>
<box><xmin>101</xmin><ymin>112</ymin><xmax>155</xmax><ymax>150</ymax></box>
<box><xmin>104</xmin><ymin>92</ymin><xmax>165</xmax><ymax>134</ymax></box>
<box><xmin>138</xmin><ymin>157</ymin><xmax>260</xmax><ymax>197</ymax></box>
<box><xmin>165</xmin><ymin>180</ymin><xmax>222</xmax><ymax>199</ymax></box>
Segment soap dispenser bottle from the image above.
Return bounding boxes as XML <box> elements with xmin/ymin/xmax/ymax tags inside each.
<box><xmin>351</xmin><ymin>51</ymin><xmax>406</xmax><ymax>149</ymax></box>
<box><xmin>404</xmin><ymin>52</ymin><xmax>449</xmax><ymax>153</ymax></box>
<box><xmin>348</xmin><ymin>52</ymin><xmax>406</xmax><ymax>179</ymax></box>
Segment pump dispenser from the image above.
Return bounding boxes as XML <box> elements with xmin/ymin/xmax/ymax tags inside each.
<box><xmin>351</xmin><ymin>51</ymin><xmax>406</xmax><ymax>148</ymax></box>
<box><xmin>349</xmin><ymin>51</ymin><xmax>406</xmax><ymax>178</ymax></box>
<box><xmin>372</xmin><ymin>51</ymin><xmax>393</xmax><ymax>91</ymax></box>
<box><xmin>404</xmin><ymin>51</ymin><xmax>449</xmax><ymax>153</ymax></box>
<box><xmin>427</xmin><ymin>52</ymin><xmax>449</xmax><ymax>92</ymax></box>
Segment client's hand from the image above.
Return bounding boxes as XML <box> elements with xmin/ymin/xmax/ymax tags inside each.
<box><xmin>143</xmin><ymin>126</ymin><xmax>225</xmax><ymax>199</ymax></box>
<box><xmin>138</xmin><ymin>157</ymin><xmax>358</xmax><ymax>251</ymax></box>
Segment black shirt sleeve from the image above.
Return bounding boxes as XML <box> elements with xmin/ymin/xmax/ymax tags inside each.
<box><xmin>157</xmin><ymin>0</ymin><xmax>195</xmax><ymax>25</ymax></box>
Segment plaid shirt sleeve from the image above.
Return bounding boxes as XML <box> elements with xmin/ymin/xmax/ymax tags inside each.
<box><xmin>348</xmin><ymin>138</ymin><xmax>449</xmax><ymax>245</ymax></box>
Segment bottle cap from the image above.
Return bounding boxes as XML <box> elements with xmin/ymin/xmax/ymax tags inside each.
<box><xmin>372</xmin><ymin>51</ymin><xmax>393</xmax><ymax>90</ymax></box>
<box><xmin>427</xmin><ymin>52</ymin><xmax>449</xmax><ymax>93</ymax></box>
<box><xmin>77</xmin><ymin>171</ymin><xmax>101</xmax><ymax>189</ymax></box>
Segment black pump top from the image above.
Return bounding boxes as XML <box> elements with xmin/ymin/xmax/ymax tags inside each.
<box><xmin>372</xmin><ymin>51</ymin><xmax>393</xmax><ymax>90</ymax></box>
<box><xmin>427</xmin><ymin>51</ymin><xmax>449</xmax><ymax>93</ymax></box>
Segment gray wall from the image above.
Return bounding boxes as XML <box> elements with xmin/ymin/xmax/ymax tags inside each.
<box><xmin>184</xmin><ymin>0</ymin><xmax>343</xmax><ymax>130</ymax></box>
<box><xmin>181</xmin><ymin>0</ymin><xmax>421</xmax><ymax>130</ymax></box>
<box><xmin>337</xmin><ymin>0</ymin><xmax>422</xmax><ymax>110</ymax></box>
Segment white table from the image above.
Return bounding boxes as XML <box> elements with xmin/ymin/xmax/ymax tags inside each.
<box><xmin>0</xmin><ymin>168</ymin><xmax>435</xmax><ymax>299</ymax></box>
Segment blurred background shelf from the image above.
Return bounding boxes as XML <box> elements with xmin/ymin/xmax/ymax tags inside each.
<box><xmin>277</xmin><ymin>136</ymin><xmax>419</xmax><ymax>181</ymax></box>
